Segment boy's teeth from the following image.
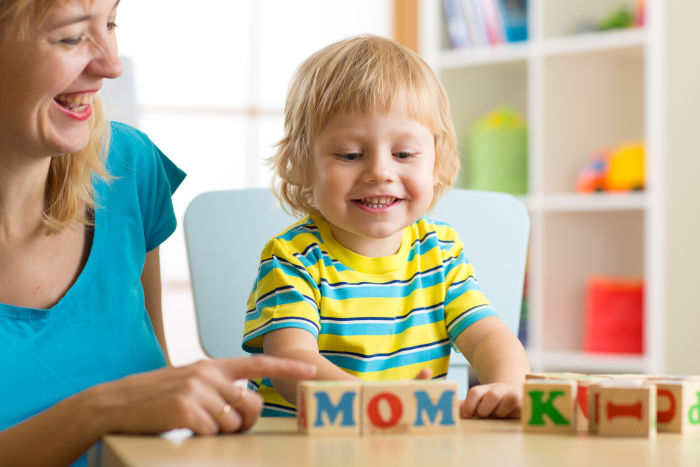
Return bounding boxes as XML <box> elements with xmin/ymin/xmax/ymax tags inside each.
<box><xmin>361</xmin><ymin>197</ymin><xmax>396</xmax><ymax>208</ymax></box>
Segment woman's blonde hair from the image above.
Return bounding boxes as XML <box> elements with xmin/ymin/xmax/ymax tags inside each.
<box><xmin>1</xmin><ymin>0</ymin><xmax>110</xmax><ymax>234</ymax></box>
<box><xmin>270</xmin><ymin>34</ymin><xmax>459</xmax><ymax>218</ymax></box>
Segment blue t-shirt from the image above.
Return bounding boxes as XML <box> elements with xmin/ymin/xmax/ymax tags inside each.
<box><xmin>0</xmin><ymin>122</ymin><xmax>185</xmax><ymax>466</ymax></box>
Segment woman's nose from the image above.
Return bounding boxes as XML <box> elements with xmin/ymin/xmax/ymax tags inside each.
<box><xmin>87</xmin><ymin>34</ymin><xmax>124</xmax><ymax>79</ymax></box>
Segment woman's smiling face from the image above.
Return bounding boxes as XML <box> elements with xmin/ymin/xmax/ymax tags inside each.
<box><xmin>0</xmin><ymin>0</ymin><xmax>123</xmax><ymax>160</ymax></box>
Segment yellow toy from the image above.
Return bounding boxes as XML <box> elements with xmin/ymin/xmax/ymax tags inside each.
<box><xmin>577</xmin><ymin>142</ymin><xmax>645</xmax><ymax>192</ymax></box>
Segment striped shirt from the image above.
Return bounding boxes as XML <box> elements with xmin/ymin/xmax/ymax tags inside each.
<box><xmin>242</xmin><ymin>214</ymin><xmax>496</xmax><ymax>416</ymax></box>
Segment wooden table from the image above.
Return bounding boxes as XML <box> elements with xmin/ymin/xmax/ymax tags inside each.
<box><xmin>96</xmin><ymin>417</ymin><xmax>700</xmax><ymax>467</ymax></box>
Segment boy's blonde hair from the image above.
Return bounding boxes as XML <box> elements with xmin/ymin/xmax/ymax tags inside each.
<box><xmin>0</xmin><ymin>0</ymin><xmax>110</xmax><ymax>234</ymax></box>
<box><xmin>271</xmin><ymin>34</ymin><xmax>459</xmax><ymax>218</ymax></box>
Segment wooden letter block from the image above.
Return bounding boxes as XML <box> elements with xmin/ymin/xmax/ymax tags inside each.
<box><xmin>361</xmin><ymin>381</ymin><xmax>411</xmax><ymax>434</ymax></box>
<box><xmin>655</xmin><ymin>380</ymin><xmax>700</xmax><ymax>433</ymax></box>
<box><xmin>409</xmin><ymin>381</ymin><xmax>458</xmax><ymax>433</ymax></box>
<box><xmin>598</xmin><ymin>384</ymin><xmax>656</xmax><ymax>437</ymax></box>
<box><xmin>297</xmin><ymin>381</ymin><xmax>361</xmax><ymax>435</ymax></box>
<box><xmin>588</xmin><ymin>378</ymin><xmax>645</xmax><ymax>434</ymax></box>
<box><xmin>522</xmin><ymin>379</ymin><xmax>577</xmax><ymax>434</ymax></box>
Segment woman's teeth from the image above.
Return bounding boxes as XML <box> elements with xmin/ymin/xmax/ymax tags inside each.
<box><xmin>55</xmin><ymin>92</ymin><xmax>93</xmax><ymax>112</ymax></box>
<box><xmin>361</xmin><ymin>197</ymin><xmax>397</xmax><ymax>208</ymax></box>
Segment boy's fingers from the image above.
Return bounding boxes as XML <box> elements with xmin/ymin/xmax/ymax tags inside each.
<box><xmin>461</xmin><ymin>386</ymin><xmax>483</xmax><ymax>418</ymax></box>
<box><xmin>414</xmin><ymin>368</ymin><xmax>433</xmax><ymax>380</ymax></box>
<box><xmin>220</xmin><ymin>355</ymin><xmax>317</xmax><ymax>381</ymax></box>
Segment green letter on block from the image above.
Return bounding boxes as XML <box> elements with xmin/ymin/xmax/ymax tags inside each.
<box><xmin>528</xmin><ymin>390</ymin><xmax>570</xmax><ymax>426</ymax></box>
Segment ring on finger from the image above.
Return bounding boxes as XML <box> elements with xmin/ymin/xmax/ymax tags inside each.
<box><xmin>229</xmin><ymin>385</ymin><xmax>248</xmax><ymax>408</ymax></box>
<box><xmin>217</xmin><ymin>403</ymin><xmax>233</xmax><ymax>418</ymax></box>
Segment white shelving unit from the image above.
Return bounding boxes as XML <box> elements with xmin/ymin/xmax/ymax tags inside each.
<box><xmin>420</xmin><ymin>0</ymin><xmax>666</xmax><ymax>375</ymax></box>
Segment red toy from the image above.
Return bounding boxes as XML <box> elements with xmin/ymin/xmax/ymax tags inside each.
<box><xmin>582</xmin><ymin>276</ymin><xmax>644</xmax><ymax>354</ymax></box>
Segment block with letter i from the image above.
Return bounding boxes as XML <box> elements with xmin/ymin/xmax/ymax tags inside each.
<box><xmin>297</xmin><ymin>381</ymin><xmax>361</xmax><ymax>435</ymax></box>
<box><xmin>598</xmin><ymin>383</ymin><xmax>656</xmax><ymax>437</ymax></box>
<box><xmin>409</xmin><ymin>380</ymin><xmax>459</xmax><ymax>433</ymax></box>
<box><xmin>522</xmin><ymin>379</ymin><xmax>577</xmax><ymax>433</ymax></box>
<box><xmin>655</xmin><ymin>379</ymin><xmax>700</xmax><ymax>433</ymax></box>
<box><xmin>588</xmin><ymin>378</ymin><xmax>645</xmax><ymax>434</ymax></box>
<box><xmin>361</xmin><ymin>381</ymin><xmax>412</xmax><ymax>434</ymax></box>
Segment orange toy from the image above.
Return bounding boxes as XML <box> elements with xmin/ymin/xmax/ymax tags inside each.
<box><xmin>577</xmin><ymin>142</ymin><xmax>645</xmax><ymax>192</ymax></box>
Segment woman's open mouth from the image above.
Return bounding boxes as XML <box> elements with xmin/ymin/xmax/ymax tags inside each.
<box><xmin>54</xmin><ymin>92</ymin><xmax>95</xmax><ymax>120</ymax></box>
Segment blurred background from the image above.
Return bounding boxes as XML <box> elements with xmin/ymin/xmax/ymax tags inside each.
<box><xmin>106</xmin><ymin>0</ymin><xmax>700</xmax><ymax>376</ymax></box>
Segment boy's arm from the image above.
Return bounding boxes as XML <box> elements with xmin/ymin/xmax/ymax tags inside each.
<box><xmin>455</xmin><ymin>316</ymin><xmax>530</xmax><ymax>418</ymax></box>
<box><xmin>263</xmin><ymin>328</ymin><xmax>358</xmax><ymax>404</ymax></box>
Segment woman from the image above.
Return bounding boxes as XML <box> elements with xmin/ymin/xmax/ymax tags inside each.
<box><xmin>0</xmin><ymin>1</ymin><xmax>315</xmax><ymax>466</ymax></box>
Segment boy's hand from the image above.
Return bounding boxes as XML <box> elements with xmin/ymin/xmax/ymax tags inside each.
<box><xmin>460</xmin><ymin>382</ymin><xmax>522</xmax><ymax>419</ymax></box>
<box><xmin>414</xmin><ymin>368</ymin><xmax>433</xmax><ymax>380</ymax></box>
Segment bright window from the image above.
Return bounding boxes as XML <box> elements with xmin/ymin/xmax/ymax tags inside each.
<box><xmin>107</xmin><ymin>0</ymin><xmax>392</xmax><ymax>363</ymax></box>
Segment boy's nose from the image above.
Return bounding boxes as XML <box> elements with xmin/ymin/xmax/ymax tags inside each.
<box><xmin>363</xmin><ymin>153</ymin><xmax>395</xmax><ymax>183</ymax></box>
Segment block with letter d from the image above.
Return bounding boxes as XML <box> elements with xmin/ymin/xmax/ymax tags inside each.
<box><xmin>408</xmin><ymin>380</ymin><xmax>459</xmax><ymax>433</ymax></box>
<box><xmin>297</xmin><ymin>381</ymin><xmax>361</xmax><ymax>435</ymax></box>
<box><xmin>655</xmin><ymin>380</ymin><xmax>700</xmax><ymax>433</ymax></box>
<box><xmin>522</xmin><ymin>379</ymin><xmax>577</xmax><ymax>434</ymax></box>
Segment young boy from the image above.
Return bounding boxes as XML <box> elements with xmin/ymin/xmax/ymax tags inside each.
<box><xmin>243</xmin><ymin>35</ymin><xmax>530</xmax><ymax>419</ymax></box>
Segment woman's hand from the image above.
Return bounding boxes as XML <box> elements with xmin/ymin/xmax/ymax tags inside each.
<box><xmin>91</xmin><ymin>355</ymin><xmax>316</xmax><ymax>435</ymax></box>
<box><xmin>460</xmin><ymin>382</ymin><xmax>522</xmax><ymax>419</ymax></box>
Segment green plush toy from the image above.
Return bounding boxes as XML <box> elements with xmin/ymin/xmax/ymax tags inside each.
<box><xmin>461</xmin><ymin>107</ymin><xmax>528</xmax><ymax>195</ymax></box>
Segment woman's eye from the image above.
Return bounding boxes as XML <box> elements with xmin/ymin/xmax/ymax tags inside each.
<box><xmin>338</xmin><ymin>153</ymin><xmax>362</xmax><ymax>161</ymax></box>
<box><xmin>394</xmin><ymin>152</ymin><xmax>415</xmax><ymax>159</ymax></box>
<box><xmin>60</xmin><ymin>34</ymin><xmax>86</xmax><ymax>46</ymax></box>
<box><xmin>107</xmin><ymin>21</ymin><xmax>118</xmax><ymax>31</ymax></box>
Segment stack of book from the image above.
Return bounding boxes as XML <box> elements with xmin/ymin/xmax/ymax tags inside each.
<box><xmin>442</xmin><ymin>0</ymin><xmax>528</xmax><ymax>49</ymax></box>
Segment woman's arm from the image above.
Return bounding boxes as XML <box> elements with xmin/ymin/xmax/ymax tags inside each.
<box><xmin>263</xmin><ymin>328</ymin><xmax>358</xmax><ymax>404</ymax></box>
<box><xmin>0</xmin><ymin>356</ymin><xmax>315</xmax><ymax>467</ymax></box>
<box><xmin>141</xmin><ymin>247</ymin><xmax>170</xmax><ymax>365</ymax></box>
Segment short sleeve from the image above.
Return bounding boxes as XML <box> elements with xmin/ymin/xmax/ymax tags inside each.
<box><xmin>242</xmin><ymin>237</ymin><xmax>321</xmax><ymax>353</ymax></box>
<box><xmin>108</xmin><ymin>122</ymin><xmax>186</xmax><ymax>252</ymax></box>
<box><xmin>442</xmin><ymin>236</ymin><xmax>497</xmax><ymax>343</ymax></box>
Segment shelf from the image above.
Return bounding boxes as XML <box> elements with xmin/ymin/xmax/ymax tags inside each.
<box><xmin>529</xmin><ymin>350</ymin><xmax>648</xmax><ymax>374</ymax></box>
<box><xmin>423</xmin><ymin>0</ymin><xmax>670</xmax><ymax>376</ymax></box>
<box><xmin>438</xmin><ymin>42</ymin><xmax>530</xmax><ymax>70</ymax></box>
<box><xmin>436</xmin><ymin>29</ymin><xmax>645</xmax><ymax>71</ymax></box>
<box><xmin>537</xmin><ymin>192</ymin><xmax>647</xmax><ymax>212</ymax></box>
<box><xmin>542</xmin><ymin>28</ymin><xmax>646</xmax><ymax>57</ymax></box>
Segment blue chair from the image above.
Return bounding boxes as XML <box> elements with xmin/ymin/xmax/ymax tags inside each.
<box><xmin>184</xmin><ymin>188</ymin><xmax>529</xmax><ymax>396</ymax></box>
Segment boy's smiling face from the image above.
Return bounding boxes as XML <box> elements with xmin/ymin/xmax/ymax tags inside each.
<box><xmin>309</xmin><ymin>93</ymin><xmax>437</xmax><ymax>257</ymax></box>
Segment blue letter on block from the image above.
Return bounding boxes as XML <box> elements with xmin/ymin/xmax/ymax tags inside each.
<box><xmin>314</xmin><ymin>391</ymin><xmax>357</xmax><ymax>427</ymax></box>
<box><xmin>414</xmin><ymin>390</ymin><xmax>455</xmax><ymax>426</ymax></box>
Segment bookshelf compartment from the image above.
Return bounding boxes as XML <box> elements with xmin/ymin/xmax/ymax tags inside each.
<box><xmin>542</xmin><ymin>46</ymin><xmax>644</xmax><ymax>195</ymax></box>
<box><xmin>540</xmin><ymin>210</ymin><xmax>644</xmax><ymax>353</ymax></box>
<box><xmin>541</xmin><ymin>0</ymin><xmax>641</xmax><ymax>39</ymax></box>
<box><xmin>441</xmin><ymin>61</ymin><xmax>528</xmax><ymax>149</ymax></box>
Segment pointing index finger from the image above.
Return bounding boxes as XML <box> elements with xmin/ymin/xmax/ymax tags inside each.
<box><xmin>220</xmin><ymin>355</ymin><xmax>317</xmax><ymax>381</ymax></box>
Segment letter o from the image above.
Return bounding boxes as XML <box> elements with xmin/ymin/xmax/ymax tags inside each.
<box><xmin>367</xmin><ymin>392</ymin><xmax>403</xmax><ymax>428</ymax></box>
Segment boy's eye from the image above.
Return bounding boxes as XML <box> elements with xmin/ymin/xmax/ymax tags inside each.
<box><xmin>337</xmin><ymin>153</ymin><xmax>362</xmax><ymax>161</ymax></box>
<box><xmin>394</xmin><ymin>151</ymin><xmax>415</xmax><ymax>159</ymax></box>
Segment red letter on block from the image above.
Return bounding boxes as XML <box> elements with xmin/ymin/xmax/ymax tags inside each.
<box><xmin>657</xmin><ymin>389</ymin><xmax>676</xmax><ymax>424</ymax></box>
<box><xmin>607</xmin><ymin>401</ymin><xmax>642</xmax><ymax>420</ymax></box>
<box><xmin>367</xmin><ymin>392</ymin><xmax>403</xmax><ymax>428</ymax></box>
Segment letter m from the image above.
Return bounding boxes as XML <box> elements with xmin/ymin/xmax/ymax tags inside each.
<box><xmin>314</xmin><ymin>391</ymin><xmax>357</xmax><ymax>427</ymax></box>
<box><xmin>414</xmin><ymin>390</ymin><xmax>455</xmax><ymax>426</ymax></box>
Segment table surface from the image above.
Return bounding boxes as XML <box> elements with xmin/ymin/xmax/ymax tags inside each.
<box><xmin>97</xmin><ymin>417</ymin><xmax>700</xmax><ymax>467</ymax></box>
